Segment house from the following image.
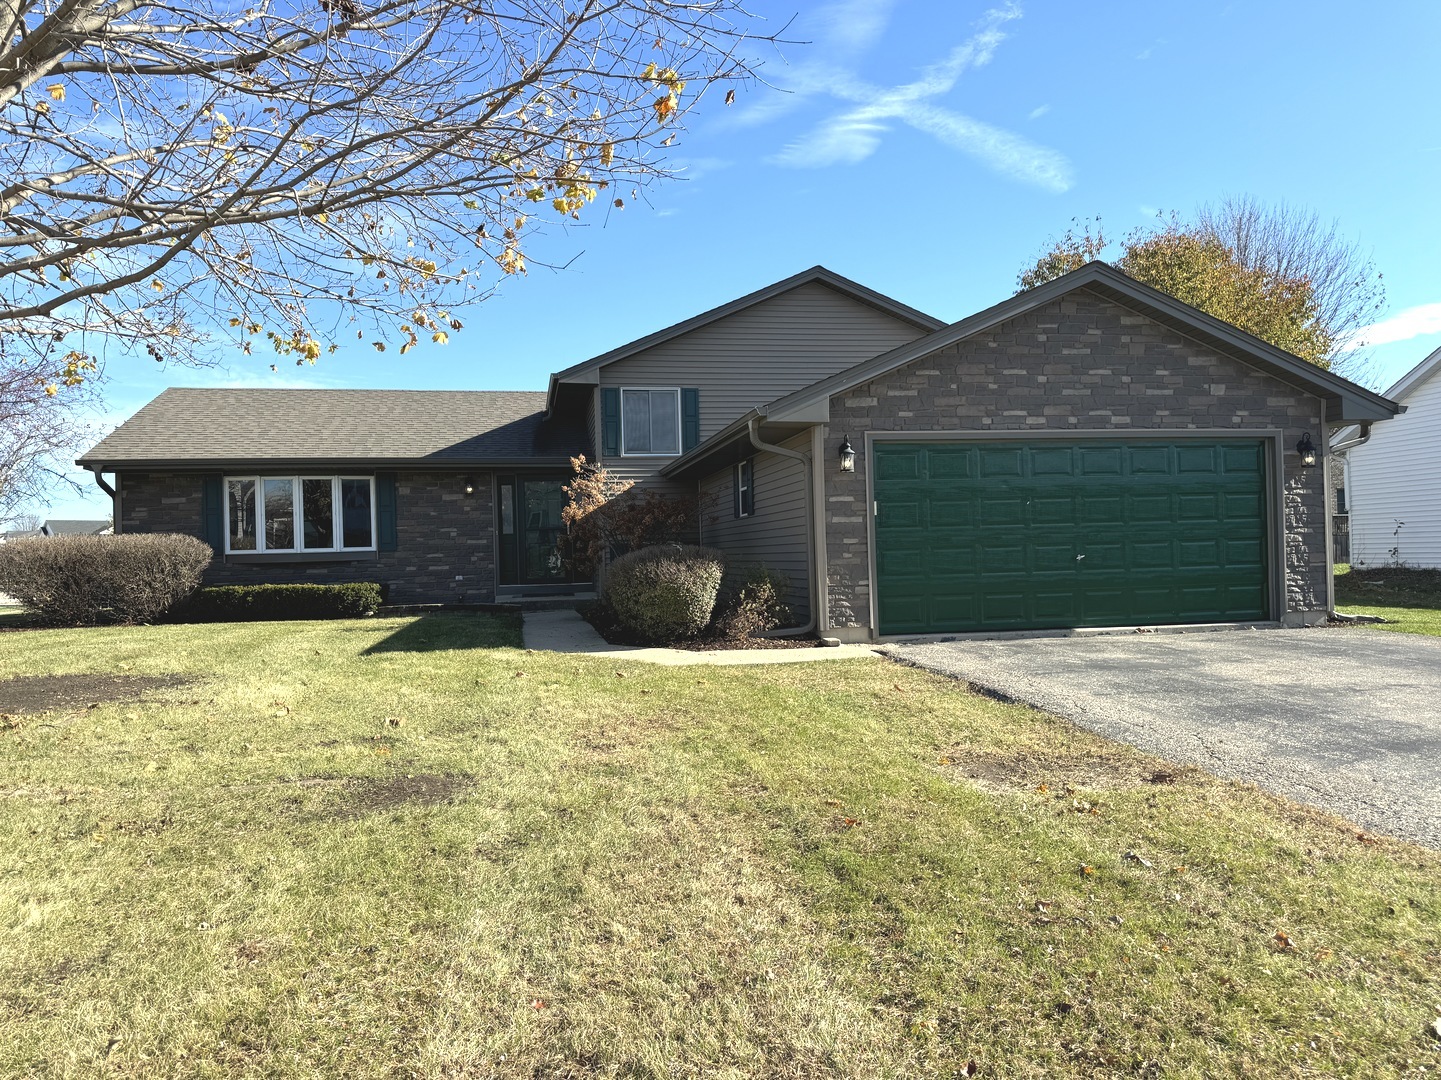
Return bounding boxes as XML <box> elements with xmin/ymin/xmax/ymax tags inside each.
<box><xmin>0</xmin><ymin>529</ymin><xmax>42</xmax><ymax>544</ymax></box>
<box><xmin>1334</xmin><ymin>345</ymin><xmax>1441</xmax><ymax>568</ymax></box>
<box><xmin>39</xmin><ymin>519</ymin><xmax>112</xmax><ymax>537</ymax></box>
<box><xmin>79</xmin><ymin>262</ymin><xmax>1399</xmax><ymax>639</ymax></box>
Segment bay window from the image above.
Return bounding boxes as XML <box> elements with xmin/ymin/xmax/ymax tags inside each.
<box><xmin>225</xmin><ymin>475</ymin><xmax>375</xmax><ymax>554</ymax></box>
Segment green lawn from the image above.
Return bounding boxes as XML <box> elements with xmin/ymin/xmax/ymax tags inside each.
<box><xmin>2</xmin><ymin>614</ymin><xmax>1438</xmax><ymax>1077</ymax></box>
<box><xmin>1335</xmin><ymin>565</ymin><xmax>1441</xmax><ymax>636</ymax></box>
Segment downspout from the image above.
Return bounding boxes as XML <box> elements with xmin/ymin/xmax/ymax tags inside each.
<box><xmin>1327</xmin><ymin>421</ymin><xmax>1385</xmax><ymax>624</ymax></box>
<box><xmin>90</xmin><ymin>467</ymin><xmax>118</xmax><ymax>530</ymax></box>
<box><xmin>747</xmin><ymin>417</ymin><xmax>818</xmax><ymax>637</ymax></box>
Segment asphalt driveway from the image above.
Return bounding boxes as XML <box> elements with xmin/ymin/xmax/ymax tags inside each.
<box><xmin>891</xmin><ymin>628</ymin><xmax>1441</xmax><ymax>849</ymax></box>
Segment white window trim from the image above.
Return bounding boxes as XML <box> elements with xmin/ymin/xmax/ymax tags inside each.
<box><xmin>735</xmin><ymin>459</ymin><xmax>753</xmax><ymax>519</ymax></box>
<box><xmin>618</xmin><ymin>386</ymin><xmax>683</xmax><ymax>458</ymax></box>
<box><xmin>223</xmin><ymin>474</ymin><xmax>377</xmax><ymax>555</ymax></box>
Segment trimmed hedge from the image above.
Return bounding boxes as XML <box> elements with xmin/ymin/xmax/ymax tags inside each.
<box><xmin>603</xmin><ymin>544</ymin><xmax>725</xmax><ymax>643</ymax></box>
<box><xmin>180</xmin><ymin>582</ymin><xmax>384</xmax><ymax>622</ymax></box>
<box><xmin>0</xmin><ymin>533</ymin><xmax>211</xmax><ymax>626</ymax></box>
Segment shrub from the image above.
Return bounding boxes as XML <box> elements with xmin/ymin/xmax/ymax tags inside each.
<box><xmin>180</xmin><ymin>582</ymin><xmax>384</xmax><ymax>622</ymax></box>
<box><xmin>603</xmin><ymin>544</ymin><xmax>725</xmax><ymax>643</ymax></box>
<box><xmin>713</xmin><ymin>567</ymin><xmax>792</xmax><ymax>641</ymax></box>
<box><xmin>0</xmin><ymin>533</ymin><xmax>211</xmax><ymax>626</ymax></box>
<box><xmin>562</xmin><ymin>455</ymin><xmax>700</xmax><ymax>577</ymax></box>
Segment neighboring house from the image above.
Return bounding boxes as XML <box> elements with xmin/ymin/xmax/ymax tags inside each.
<box><xmin>79</xmin><ymin>262</ymin><xmax>1399</xmax><ymax>639</ymax></box>
<box><xmin>1334</xmin><ymin>345</ymin><xmax>1441</xmax><ymax>568</ymax></box>
<box><xmin>0</xmin><ymin>530</ymin><xmax>42</xmax><ymax>544</ymax></box>
<box><xmin>40</xmin><ymin>519</ymin><xmax>112</xmax><ymax>537</ymax></box>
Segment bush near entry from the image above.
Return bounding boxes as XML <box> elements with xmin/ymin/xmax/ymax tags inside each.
<box><xmin>603</xmin><ymin>544</ymin><xmax>724</xmax><ymax>643</ymax></box>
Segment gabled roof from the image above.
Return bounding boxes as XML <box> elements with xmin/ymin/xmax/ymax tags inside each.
<box><xmin>78</xmin><ymin>388</ymin><xmax>587</xmax><ymax>470</ymax></box>
<box><xmin>1332</xmin><ymin>344</ymin><xmax>1439</xmax><ymax>450</ymax></box>
<box><xmin>545</xmin><ymin>265</ymin><xmax>947</xmax><ymax>410</ymax></box>
<box><xmin>761</xmin><ymin>261</ymin><xmax>1401</xmax><ymax>426</ymax></box>
<box><xmin>41</xmin><ymin>519</ymin><xmax>110</xmax><ymax>536</ymax></box>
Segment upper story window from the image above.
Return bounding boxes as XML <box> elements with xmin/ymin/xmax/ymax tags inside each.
<box><xmin>621</xmin><ymin>388</ymin><xmax>681</xmax><ymax>456</ymax></box>
<box><xmin>226</xmin><ymin>475</ymin><xmax>375</xmax><ymax>554</ymax></box>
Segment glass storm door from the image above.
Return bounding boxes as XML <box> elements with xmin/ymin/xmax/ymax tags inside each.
<box><xmin>497</xmin><ymin>475</ymin><xmax>571</xmax><ymax>586</ymax></box>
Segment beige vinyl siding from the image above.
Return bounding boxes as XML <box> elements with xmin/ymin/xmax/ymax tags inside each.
<box><xmin>1346</xmin><ymin>369</ymin><xmax>1441</xmax><ymax>568</ymax></box>
<box><xmin>594</xmin><ymin>281</ymin><xmax>928</xmax><ymax>487</ymax></box>
<box><xmin>699</xmin><ymin>433</ymin><xmax>811</xmax><ymax>624</ymax></box>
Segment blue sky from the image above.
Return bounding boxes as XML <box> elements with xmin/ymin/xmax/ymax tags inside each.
<box><xmin>40</xmin><ymin>0</ymin><xmax>1441</xmax><ymax>521</ymax></box>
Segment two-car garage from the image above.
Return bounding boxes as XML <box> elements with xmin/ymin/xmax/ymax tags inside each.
<box><xmin>871</xmin><ymin>437</ymin><xmax>1273</xmax><ymax>635</ymax></box>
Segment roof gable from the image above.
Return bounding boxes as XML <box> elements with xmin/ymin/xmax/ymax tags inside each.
<box><xmin>1378</xmin><ymin>344</ymin><xmax>1441</xmax><ymax>403</ymax></box>
<box><xmin>762</xmin><ymin>262</ymin><xmax>1400</xmax><ymax>426</ymax></box>
<box><xmin>545</xmin><ymin>266</ymin><xmax>946</xmax><ymax>410</ymax></box>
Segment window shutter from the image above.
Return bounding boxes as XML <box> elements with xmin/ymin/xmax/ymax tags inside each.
<box><xmin>681</xmin><ymin>388</ymin><xmax>700</xmax><ymax>453</ymax></box>
<box><xmin>376</xmin><ymin>472</ymin><xmax>398</xmax><ymax>552</ymax></box>
<box><xmin>601</xmin><ymin>387</ymin><xmax>621</xmax><ymax>458</ymax></box>
<box><xmin>744</xmin><ymin>461</ymin><xmax>754</xmax><ymax>517</ymax></box>
<box><xmin>200</xmin><ymin>474</ymin><xmax>224</xmax><ymax>552</ymax></box>
<box><xmin>733</xmin><ymin>463</ymin><xmax>741</xmax><ymax>518</ymax></box>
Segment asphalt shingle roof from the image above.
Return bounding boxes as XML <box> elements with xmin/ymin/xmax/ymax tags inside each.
<box><xmin>78</xmin><ymin>388</ymin><xmax>586</xmax><ymax>468</ymax></box>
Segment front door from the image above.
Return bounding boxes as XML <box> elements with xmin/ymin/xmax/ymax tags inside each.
<box><xmin>497</xmin><ymin>475</ymin><xmax>573</xmax><ymax>586</ymax></box>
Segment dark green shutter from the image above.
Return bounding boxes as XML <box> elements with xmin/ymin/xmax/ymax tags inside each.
<box><xmin>733</xmin><ymin>463</ymin><xmax>741</xmax><ymax>518</ymax></box>
<box><xmin>601</xmin><ymin>387</ymin><xmax>620</xmax><ymax>458</ymax></box>
<box><xmin>681</xmin><ymin>388</ymin><xmax>700</xmax><ymax>452</ymax></box>
<box><xmin>376</xmin><ymin>472</ymin><xmax>398</xmax><ymax>551</ymax></box>
<box><xmin>200</xmin><ymin>474</ymin><xmax>224</xmax><ymax>552</ymax></box>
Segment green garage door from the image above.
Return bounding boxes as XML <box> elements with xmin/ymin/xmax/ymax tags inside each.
<box><xmin>873</xmin><ymin>440</ymin><xmax>1270</xmax><ymax>635</ymax></box>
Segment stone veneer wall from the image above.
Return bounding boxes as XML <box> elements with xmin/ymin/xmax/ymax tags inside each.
<box><xmin>117</xmin><ymin>469</ymin><xmax>496</xmax><ymax>604</ymax></box>
<box><xmin>822</xmin><ymin>289</ymin><xmax>1329</xmax><ymax>635</ymax></box>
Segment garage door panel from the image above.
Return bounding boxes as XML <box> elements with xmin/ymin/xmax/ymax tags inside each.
<box><xmin>873</xmin><ymin>439</ymin><xmax>1270</xmax><ymax>634</ymax></box>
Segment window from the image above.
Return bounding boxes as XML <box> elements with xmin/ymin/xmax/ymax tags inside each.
<box><xmin>734</xmin><ymin>459</ymin><xmax>754</xmax><ymax>518</ymax></box>
<box><xmin>224</xmin><ymin>476</ymin><xmax>375</xmax><ymax>553</ymax></box>
<box><xmin>621</xmin><ymin>388</ymin><xmax>681</xmax><ymax>456</ymax></box>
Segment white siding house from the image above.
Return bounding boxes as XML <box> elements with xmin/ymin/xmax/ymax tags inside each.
<box><xmin>1338</xmin><ymin>345</ymin><xmax>1441</xmax><ymax>568</ymax></box>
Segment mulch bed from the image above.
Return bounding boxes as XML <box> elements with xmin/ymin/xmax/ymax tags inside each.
<box><xmin>578</xmin><ymin>602</ymin><xmax>824</xmax><ymax>650</ymax></box>
<box><xmin>0</xmin><ymin>673</ymin><xmax>196</xmax><ymax>715</ymax></box>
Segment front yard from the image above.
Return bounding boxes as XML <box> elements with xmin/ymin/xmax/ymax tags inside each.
<box><xmin>2</xmin><ymin>614</ymin><xmax>1438</xmax><ymax>1077</ymax></box>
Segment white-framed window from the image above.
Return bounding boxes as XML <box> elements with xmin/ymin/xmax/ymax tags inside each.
<box><xmin>734</xmin><ymin>459</ymin><xmax>754</xmax><ymax>518</ymax></box>
<box><xmin>620</xmin><ymin>387</ymin><xmax>682</xmax><ymax>456</ymax></box>
<box><xmin>224</xmin><ymin>475</ymin><xmax>376</xmax><ymax>554</ymax></box>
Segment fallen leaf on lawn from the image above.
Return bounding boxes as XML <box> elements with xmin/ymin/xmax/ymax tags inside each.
<box><xmin>1079</xmin><ymin>864</ymin><xmax>1095</xmax><ymax>876</ymax></box>
<box><xmin>1313</xmin><ymin>948</ymin><xmax>1332</xmax><ymax>960</ymax></box>
<box><xmin>892</xmin><ymin>683</ymin><xmax>905</xmax><ymax>692</ymax></box>
<box><xmin>824</xmin><ymin>799</ymin><xmax>842</xmax><ymax>807</ymax></box>
<box><xmin>385</xmin><ymin>716</ymin><xmax>403</xmax><ymax>727</ymax></box>
<box><xmin>614</xmin><ymin>671</ymin><xmax>626</xmax><ymax>678</ymax></box>
<box><xmin>840</xmin><ymin>816</ymin><xmax>861</xmax><ymax>828</ymax></box>
<box><xmin>964</xmin><ymin>1062</ymin><xmax>979</xmax><ymax>1077</ymax></box>
<box><xmin>1055</xmin><ymin>1001</ymin><xmax>1074</xmax><ymax>1016</ymax></box>
<box><xmin>1123</xmin><ymin>851</ymin><xmax>1154</xmax><ymax>869</ymax></box>
<box><xmin>530</xmin><ymin>998</ymin><xmax>546</xmax><ymax>1009</ymax></box>
<box><xmin>1273</xmin><ymin>930</ymin><xmax>1295</xmax><ymax>951</ymax></box>
<box><xmin>1172</xmin><ymin>865</ymin><xmax>1187</xmax><ymax>873</ymax></box>
<box><xmin>1035</xmin><ymin>899</ymin><xmax>1052</xmax><ymax>912</ymax></box>
<box><xmin>1355</xmin><ymin>831</ymin><xmax>1381</xmax><ymax>845</ymax></box>
<box><xmin>938</xmin><ymin>756</ymin><xmax>952</xmax><ymax>765</ymax></box>
<box><xmin>514</xmin><ymin>671</ymin><xmax>527</xmax><ymax>678</ymax></box>
<box><xmin>1108</xmin><ymin>915</ymin><xmax>1124</xmax><ymax>927</ymax></box>
<box><xmin>1036</xmin><ymin>783</ymin><xmax>1049</xmax><ymax>793</ymax></box>
<box><xmin>1430</xmin><ymin>1017</ymin><xmax>1441</xmax><ymax>1040</ymax></box>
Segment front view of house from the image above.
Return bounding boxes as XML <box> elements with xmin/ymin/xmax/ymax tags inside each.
<box><xmin>80</xmin><ymin>262</ymin><xmax>1399</xmax><ymax>639</ymax></box>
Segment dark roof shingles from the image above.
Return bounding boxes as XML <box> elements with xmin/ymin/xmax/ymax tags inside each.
<box><xmin>79</xmin><ymin>388</ymin><xmax>586</xmax><ymax>466</ymax></box>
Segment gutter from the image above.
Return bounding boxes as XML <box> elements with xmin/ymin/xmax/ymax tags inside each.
<box><xmin>88</xmin><ymin>467</ymin><xmax>117</xmax><ymax>500</ymax></box>
<box><xmin>746</xmin><ymin>417</ymin><xmax>819</xmax><ymax>638</ymax></box>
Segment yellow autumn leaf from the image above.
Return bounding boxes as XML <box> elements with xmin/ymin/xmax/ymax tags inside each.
<box><xmin>600</xmin><ymin>142</ymin><xmax>614</xmax><ymax>166</ymax></box>
<box><xmin>47</xmin><ymin>84</ymin><xmax>65</xmax><ymax>101</ymax></box>
<box><xmin>642</xmin><ymin>61</ymin><xmax>657</xmax><ymax>80</ymax></box>
<box><xmin>228</xmin><ymin>318</ymin><xmax>241</xmax><ymax>327</ymax></box>
<box><xmin>35</xmin><ymin>101</ymin><xmax>50</xmax><ymax>115</ymax></box>
<box><xmin>150</xmin><ymin>280</ymin><xmax>164</xmax><ymax>291</ymax></box>
<box><xmin>432</xmin><ymin>331</ymin><xmax>449</xmax><ymax>345</ymax></box>
<box><xmin>314</xmin><ymin>212</ymin><xmax>328</xmax><ymax>224</ymax></box>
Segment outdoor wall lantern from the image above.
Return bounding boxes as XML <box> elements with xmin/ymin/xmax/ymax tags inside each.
<box><xmin>1296</xmin><ymin>432</ymin><xmax>1318</xmax><ymax>468</ymax></box>
<box><xmin>838</xmin><ymin>436</ymin><xmax>856</xmax><ymax>473</ymax></box>
<box><xmin>463</xmin><ymin>476</ymin><xmax>476</xmax><ymax>495</ymax></box>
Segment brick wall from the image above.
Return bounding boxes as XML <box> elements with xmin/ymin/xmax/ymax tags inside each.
<box><xmin>822</xmin><ymin>289</ymin><xmax>1329</xmax><ymax>634</ymax></box>
<box><xmin>117</xmin><ymin>469</ymin><xmax>496</xmax><ymax>604</ymax></box>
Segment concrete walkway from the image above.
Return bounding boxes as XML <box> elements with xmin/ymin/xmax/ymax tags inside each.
<box><xmin>521</xmin><ymin>609</ymin><xmax>879</xmax><ymax>666</ymax></box>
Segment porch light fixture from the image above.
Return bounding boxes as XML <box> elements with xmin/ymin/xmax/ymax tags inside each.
<box><xmin>463</xmin><ymin>476</ymin><xmax>476</xmax><ymax>495</ymax></box>
<box><xmin>838</xmin><ymin>436</ymin><xmax>856</xmax><ymax>473</ymax></box>
<box><xmin>1296</xmin><ymin>432</ymin><xmax>1318</xmax><ymax>468</ymax></box>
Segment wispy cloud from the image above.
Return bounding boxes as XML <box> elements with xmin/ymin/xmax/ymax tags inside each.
<box><xmin>1349</xmin><ymin>302</ymin><xmax>1441</xmax><ymax>349</ymax></box>
<box><xmin>758</xmin><ymin>4</ymin><xmax>1073</xmax><ymax>192</ymax></box>
<box><xmin>1028</xmin><ymin>104</ymin><xmax>1050</xmax><ymax>120</ymax></box>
